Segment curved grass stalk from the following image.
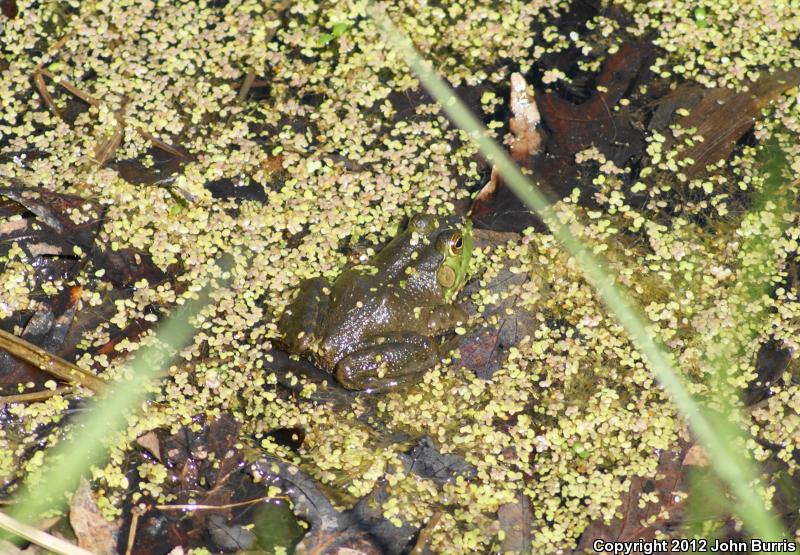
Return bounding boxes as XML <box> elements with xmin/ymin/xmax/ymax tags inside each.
<box><xmin>2</xmin><ymin>277</ymin><xmax>226</xmax><ymax>529</ymax></box>
<box><xmin>0</xmin><ymin>511</ymin><xmax>92</xmax><ymax>555</ymax></box>
<box><xmin>366</xmin><ymin>4</ymin><xmax>785</xmax><ymax>540</ymax></box>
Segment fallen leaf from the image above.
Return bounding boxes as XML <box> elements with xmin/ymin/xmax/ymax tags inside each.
<box><xmin>472</xmin><ymin>73</ymin><xmax>547</xmax><ymax>226</ymax></box>
<box><xmin>683</xmin><ymin>444</ymin><xmax>710</xmax><ymax>467</ymax></box>
<box><xmin>472</xmin><ymin>43</ymin><xmax>651</xmax><ymax>232</ymax></box>
<box><xmin>136</xmin><ymin>431</ymin><xmax>162</xmax><ymax>462</ymax></box>
<box><xmin>0</xmin><ymin>186</ymin><xmax>103</xmax><ymax>251</ymax></box>
<box><xmin>92</xmin><ymin>247</ymin><xmax>171</xmax><ymax>288</ymax></box>
<box><xmin>446</xmin><ymin>229</ymin><xmax>537</xmax><ymax>379</ymax></box>
<box><xmin>0</xmin><ymin>285</ymin><xmax>82</xmax><ymax>393</ymax></box>
<box><xmin>498</xmin><ymin>492</ymin><xmax>535</xmax><ymax>553</ymax></box>
<box><xmin>70</xmin><ymin>477</ymin><xmax>121</xmax><ymax>555</ymax></box>
<box><xmin>655</xmin><ymin>70</ymin><xmax>800</xmax><ymax>178</ymax></box>
<box><xmin>573</xmin><ymin>440</ymin><xmax>691</xmax><ymax>551</ymax></box>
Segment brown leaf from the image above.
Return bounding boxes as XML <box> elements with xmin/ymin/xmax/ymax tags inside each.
<box><xmin>655</xmin><ymin>70</ymin><xmax>800</xmax><ymax>178</ymax></box>
<box><xmin>0</xmin><ymin>0</ymin><xmax>18</xmax><ymax>19</ymax></box>
<box><xmin>92</xmin><ymin>247</ymin><xmax>170</xmax><ymax>288</ymax></box>
<box><xmin>93</xmin><ymin>121</ymin><xmax>124</xmax><ymax>166</ymax></box>
<box><xmin>136</xmin><ymin>431</ymin><xmax>162</xmax><ymax>462</ymax></box>
<box><xmin>472</xmin><ymin>43</ymin><xmax>651</xmax><ymax>232</ymax></box>
<box><xmin>508</xmin><ymin>72</ymin><xmax>545</xmax><ymax>163</ymax></box>
<box><xmin>446</xmin><ymin>229</ymin><xmax>536</xmax><ymax>379</ymax></box>
<box><xmin>574</xmin><ymin>441</ymin><xmax>690</xmax><ymax>551</ymax></box>
<box><xmin>70</xmin><ymin>477</ymin><xmax>121</xmax><ymax>555</ymax></box>
<box><xmin>498</xmin><ymin>492</ymin><xmax>535</xmax><ymax>553</ymax></box>
<box><xmin>472</xmin><ymin>73</ymin><xmax>546</xmax><ymax>221</ymax></box>
<box><xmin>539</xmin><ymin>42</ymin><xmax>650</xmax><ymax>158</ymax></box>
<box><xmin>683</xmin><ymin>444</ymin><xmax>710</xmax><ymax>467</ymax></box>
<box><xmin>0</xmin><ymin>186</ymin><xmax>103</xmax><ymax>251</ymax></box>
<box><xmin>0</xmin><ymin>285</ymin><xmax>83</xmax><ymax>393</ymax></box>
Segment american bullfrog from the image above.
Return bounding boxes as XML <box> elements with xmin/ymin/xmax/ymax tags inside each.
<box><xmin>277</xmin><ymin>214</ymin><xmax>473</xmax><ymax>390</ymax></box>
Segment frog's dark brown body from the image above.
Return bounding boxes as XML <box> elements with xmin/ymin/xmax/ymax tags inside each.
<box><xmin>277</xmin><ymin>214</ymin><xmax>472</xmax><ymax>390</ymax></box>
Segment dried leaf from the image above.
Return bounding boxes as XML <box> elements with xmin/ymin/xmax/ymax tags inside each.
<box><xmin>498</xmin><ymin>492</ymin><xmax>534</xmax><ymax>553</ymax></box>
<box><xmin>93</xmin><ymin>121</ymin><xmax>124</xmax><ymax>165</ymax></box>
<box><xmin>0</xmin><ymin>285</ymin><xmax>84</xmax><ymax>394</ymax></box>
<box><xmin>70</xmin><ymin>477</ymin><xmax>121</xmax><ymax>555</ymax></box>
<box><xmin>0</xmin><ymin>186</ymin><xmax>103</xmax><ymax>251</ymax></box>
<box><xmin>445</xmin><ymin>229</ymin><xmax>534</xmax><ymax>379</ymax></box>
<box><xmin>0</xmin><ymin>0</ymin><xmax>18</xmax><ymax>19</ymax></box>
<box><xmin>472</xmin><ymin>43</ymin><xmax>650</xmax><ymax>232</ymax></box>
<box><xmin>136</xmin><ymin>431</ymin><xmax>162</xmax><ymax>462</ymax></box>
<box><xmin>655</xmin><ymin>69</ymin><xmax>800</xmax><ymax>178</ymax></box>
<box><xmin>574</xmin><ymin>441</ymin><xmax>690</xmax><ymax>551</ymax></box>
<box><xmin>683</xmin><ymin>444</ymin><xmax>710</xmax><ymax>467</ymax></box>
<box><xmin>472</xmin><ymin>73</ymin><xmax>545</xmax><ymax>216</ymax></box>
<box><xmin>92</xmin><ymin>247</ymin><xmax>170</xmax><ymax>288</ymax></box>
<box><xmin>508</xmin><ymin>72</ymin><xmax>545</xmax><ymax>162</ymax></box>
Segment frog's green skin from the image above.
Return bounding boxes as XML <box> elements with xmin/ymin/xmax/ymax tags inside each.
<box><xmin>278</xmin><ymin>214</ymin><xmax>473</xmax><ymax>391</ymax></box>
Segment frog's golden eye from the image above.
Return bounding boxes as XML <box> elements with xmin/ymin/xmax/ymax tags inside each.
<box><xmin>448</xmin><ymin>233</ymin><xmax>463</xmax><ymax>256</ymax></box>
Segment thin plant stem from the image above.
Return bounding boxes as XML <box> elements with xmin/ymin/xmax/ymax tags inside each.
<box><xmin>367</xmin><ymin>4</ymin><xmax>784</xmax><ymax>539</ymax></box>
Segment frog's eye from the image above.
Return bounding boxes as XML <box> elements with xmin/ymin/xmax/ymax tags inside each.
<box><xmin>448</xmin><ymin>233</ymin><xmax>463</xmax><ymax>256</ymax></box>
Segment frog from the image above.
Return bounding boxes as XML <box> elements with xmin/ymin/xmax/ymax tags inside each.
<box><xmin>277</xmin><ymin>213</ymin><xmax>473</xmax><ymax>391</ymax></box>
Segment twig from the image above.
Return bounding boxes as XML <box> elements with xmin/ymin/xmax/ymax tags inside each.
<box><xmin>0</xmin><ymin>510</ymin><xmax>93</xmax><ymax>555</ymax></box>
<box><xmin>33</xmin><ymin>71</ymin><xmax>60</xmax><ymax>118</ymax></box>
<box><xmin>132</xmin><ymin>123</ymin><xmax>184</xmax><ymax>158</ymax></box>
<box><xmin>234</xmin><ymin>0</ymin><xmax>292</xmax><ymax>103</ymax></box>
<box><xmin>124</xmin><ymin>508</ymin><xmax>141</xmax><ymax>555</ymax></box>
<box><xmin>152</xmin><ymin>495</ymin><xmax>286</xmax><ymax>512</ymax></box>
<box><xmin>33</xmin><ymin>34</ymin><xmax>71</xmax><ymax>72</ymax></box>
<box><xmin>236</xmin><ymin>71</ymin><xmax>257</xmax><ymax>103</ymax></box>
<box><xmin>410</xmin><ymin>511</ymin><xmax>443</xmax><ymax>555</ymax></box>
<box><xmin>0</xmin><ymin>387</ymin><xmax>72</xmax><ymax>405</ymax></box>
<box><xmin>37</xmin><ymin>68</ymin><xmax>98</xmax><ymax>106</ymax></box>
<box><xmin>33</xmin><ymin>68</ymin><xmax>184</xmax><ymax>159</ymax></box>
<box><xmin>0</xmin><ymin>328</ymin><xmax>104</xmax><ymax>392</ymax></box>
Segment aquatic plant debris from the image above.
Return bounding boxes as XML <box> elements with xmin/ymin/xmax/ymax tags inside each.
<box><xmin>0</xmin><ymin>0</ymin><xmax>800</xmax><ymax>552</ymax></box>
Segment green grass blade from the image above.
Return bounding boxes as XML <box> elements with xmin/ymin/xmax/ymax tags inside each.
<box><xmin>4</xmin><ymin>276</ymin><xmax>226</xmax><ymax>527</ymax></box>
<box><xmin>366</xmin><ymin>5</ymin><xmax>784</xmax><ymax>539</ymax></box>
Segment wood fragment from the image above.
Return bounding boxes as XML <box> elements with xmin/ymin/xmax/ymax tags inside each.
<box><xmin>0</xmin><ymin>387</ymin><xmax>72</xmax><ymax>405</ymax></box>
<box><xmin>33</xmin><ymin>34</ymin><xmax>70</xmax><ymax>72</ymax></box>
<box><xmin>33</xmin><ymin>71</ymin><xmax>60</xmax><ymax>118</ymax></box>
<box><xmin>123</xmin><ymin>508</ymin><xmax>140</xmax><ymax>555</ymax></box>
<box><xmin>409</xmin><ymin>511</ymin><xmax>443</xmax><ymax>555</ymax></box>
<box><xmin>235</xmin><ymin>0</ymin><xmax>292</xmax><ymax>103</ymax></box>
<box><xmin>0</xmin><ymin>328</ymin><xmax>104</xmax><ymax>392</ymax></box>
<box><xmin>131</xmin><ymin>123</ymin><xmax>184</xmax><ymax>158</ymax></box>
<box><xmin>0</xmin><ymin>510</ymin><xmax>94</xmax><ymax>555</ymax></box>
<box><xmin>152</xmin><ymin>496</ymin><xmax>284</xmax><ymax>511</ymax></box>
<box><xmin>236</xmin><ymin>71</ymin><xmax>257</xmax><ymax>103</ymax></box>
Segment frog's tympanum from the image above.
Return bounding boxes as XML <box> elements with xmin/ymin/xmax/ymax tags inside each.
<box><xmin>278</xmin><ymin>214</ymin><xmax>473</xmax><ymax>390</ymax></box>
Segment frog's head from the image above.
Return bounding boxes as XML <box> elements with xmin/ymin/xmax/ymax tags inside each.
<box><xmin>407</xmin><ymin>213</ymin><xmax>473</xmax><ymax>303</ymax></box>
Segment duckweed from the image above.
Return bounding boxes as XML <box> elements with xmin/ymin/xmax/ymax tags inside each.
<box><xmin>0</xmin><ymin>0</ymin><xmax>799</xmax><ymax>552</ymax></box>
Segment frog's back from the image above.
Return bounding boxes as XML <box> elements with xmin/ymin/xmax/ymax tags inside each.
<box><xmin>318</xmin><ymin>269</ymin><xmax>438</xmax><ymax>363</ymax></box>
